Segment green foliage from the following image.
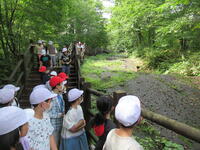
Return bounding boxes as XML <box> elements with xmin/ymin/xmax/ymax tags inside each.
<box><xmin>167</xmin><ymin>52</ymin><xmax>200</xmax><ymax>76</ymax></box>
<box><xmin>107</xmin><ymin>0</ymin><xmax>200</xmax><ymax>75</ymax></box>
<box><xmin>81</xmin><ymin>53</ymin><xmax>136</xmax><ymax>91</ymax></box>
<box><xmin>135</xmin><ymin>120</ymin><xmax>185</xmax><ymax>150</ymax></box>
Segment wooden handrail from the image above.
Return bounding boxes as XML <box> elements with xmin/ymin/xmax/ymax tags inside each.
<box><xmin>142</xmin><ymin>109</ymin><xmax>200</xmax><ymax>143</ymax></box>
<box><xmin>8</xmin><ymin>59</ymin><xmax>23</xmax><ymax>81</ymax></box>
<box><xmin>84</xmin><ymin>87</ymin><xmax>200</xmax><ymax>143</ymax></box>
<box><xmin>87</xmin><ymin>88</ymin><xmax>104</xmax><ymax>97</ymax></box>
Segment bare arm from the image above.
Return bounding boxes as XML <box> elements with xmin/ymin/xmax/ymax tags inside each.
<box><xmin>50</xmin><ymin>135</ymin><xmax>58</xmax><ymax>150</ymax></box>
<box><xmin>69</xmin><ymin>119</ymin><xmax>86</xmax><ymax>133</ymax></box>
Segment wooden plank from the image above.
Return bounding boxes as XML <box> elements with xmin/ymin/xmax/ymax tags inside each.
<box><xmin>8</xmin><ymin>59</ymin><xmax>23</xmax><ymax>81</ymax></box>
<box><xmin>87</xmin><ymin>88</ymin><xmax>104</xmax><ymax>97</ymax></box>
<box><xmin>16</xmin><ymin>72</ymin><xmax>24</xmax><ymax>85</ymax></box>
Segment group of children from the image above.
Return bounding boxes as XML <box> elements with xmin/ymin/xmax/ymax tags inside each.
<box><xmin>0</xmin><ymin>71</ymin><xmax>90</xmax><ymax>150</ymax></box>
<box><xmin>0</xmin><ymin>84</ymin><xmax>144</xmax><ymax>150</ymax></box>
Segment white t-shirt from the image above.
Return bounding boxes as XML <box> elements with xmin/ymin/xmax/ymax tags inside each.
<box><xmin>103</xmin><ymin>129</ymin><xmax>144</xmax><ymax>150</ymax></box>
<box><xmin>27</xmin><ymin>116</ymin><xmax>54</xmax><ymax>150</ymax></box>
<box><xmin>61</xmin><ymin>105</ymin><xmax>85</xmax><ymax>139</ymax></box>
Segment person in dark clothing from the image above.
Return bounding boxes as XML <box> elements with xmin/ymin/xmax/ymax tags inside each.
<box><xmin>89</xmin><ymin>96</ymin><xmax>116</xmax><ymax>150</ymax></box>
<box><xmin>38</xmin><ymin>66</ymin><xmax>50</xmax><ymax>84</ymax></box>
<box><xmin>61</xmin><ymin>48</ymin><xmax>71</xmax><ymax>75</ymax></box>
<box><xmin>40</xmin><ymin>49</ymin><xmax>51</xmax><ymax>67</ymax></box>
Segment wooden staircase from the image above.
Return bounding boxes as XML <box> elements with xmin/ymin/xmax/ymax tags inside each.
<box><xmin>19</xmin><ymin>60</ymin><xmax>79</xmax><ymax>108</ymax></box>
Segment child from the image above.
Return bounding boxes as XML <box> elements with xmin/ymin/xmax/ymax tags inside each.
<box><xmin>3</xmin><ymin>84</ymin><xmax>20</xmax><ymax>107</ymax></box>
<box><xmin>90</xmin><ymin>96</ymin><xmax>116</xmax><ymax>150</ymax></box>
<box><xmin>0</xmin><ymin>88</ymin><xmax>15</xmax><ymax>108</ymax></box>
<box><xmin>103</xmin><ymin>95</ymin><xmax>144</xmax><ymax>150</ymax></box>
<box><xmin>45</xmin><ymin>70</ymin><xmax>58</xmax><ymax>91</ymax></box>
<box><xmin>61</xmin><ymin>48</ymin><xmax>71</xmax><ymax>75</ymax></box>
<box><xmin>60</xmin><ymin>88</ymin><xmax>89</xmax><ymax>150</ymax></box>
<box><xmin>0</xmin><ymin>106</ymin><xmax>33</xmax><ymax>150</ymax></box>
<box><xmin>40</xmin><ymin>49</ymin><xmax>51</xmax><ymax>67</ymax></box>
<box><xmin>38</xmin><ymin>66</ymin><xmax>50</xmax><ymax>84</ymax></box>
<box><xmin>48</xmin><ymin>76</ymin><xmax>66</xmax><ymax>146</ymax></box>
<box><xmin>27</xmin><ymin>87</ymin><xmax>57</xmax><ymax>150</ymax></box>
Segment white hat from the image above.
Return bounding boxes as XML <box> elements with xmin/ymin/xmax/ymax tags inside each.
<box><xmin>0</xmin><ymin>106</ymin><xmax>34</xmax><ymax>135</ymax></box>
<box><xmin>30</xmin><ymin>88</ymin><xmax>57</xmax><ymax>104</ymax></box>
<box><xmin>115</xmin><ymin>95</ymin><xmax>141</xmax><ymax>127</ymax></box>
<box><xmin>50</xmin><ymin>71</ymin><xmax>57</xmax><ymax>76</ymax></box>
<box><xmin>63</xmin><ymin>80</ymin><xmax>67</xmax><ymax>85</ymax></box>
<box><xmin>48</xmin><ymin>41</ymin><xmax>53</xmax><ymax>45</ymax></box>
<box><xmin>3</xmin><ymin>84</ymin><xmax>20</xmax><ymax>92</ymax></box>
<box><xmin>33</xmin><ymin>84</ymin><xmax>46</xmax><ymax>91</ymax></box>
<box><xmin>0</xmin><ymin>88</ymin><xmax>15</xmax><ymax>104</ymax></box>
<box><xmin>62</xmin><ymin>48</ymin><xmax>67</xmax><ymax>53</ymax></box>
<box><xmin>68</xmin><ymin>88</ymin><xmax>84</xmax><ymax>102</ymax></box>
<box><xmin>38</xmin><ymin>40</ymin><xmax>42</xmax><ymax>44</ymax></box>
<box><xmin>41</xmin><ymin>49</ymin><xmax>46</xmax><ymax>55</ymax></box>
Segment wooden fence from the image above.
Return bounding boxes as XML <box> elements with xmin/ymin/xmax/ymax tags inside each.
<box><xmin>1</xmin><ymin>45</ymin><xmax>35</xmax><ymax>98</ymax></box>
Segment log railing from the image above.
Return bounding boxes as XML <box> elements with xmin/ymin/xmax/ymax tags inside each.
<box><xmin>82</xmin><ymin>84</ymin><xmax>200</xmax><ymax>144</ymax></box>
<box><xmin>2</xmin><ymin>45</ymin><xmax>35</xmax><ymax>99</ymax></box>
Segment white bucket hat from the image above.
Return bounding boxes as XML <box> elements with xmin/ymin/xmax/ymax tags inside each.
<box><xmin>68</xmin><ymin>88</ymin><xmax>84</xmax><ymax>102</ymax></box>
<box><xmin>62</xmin><ymin>48</ymin><xmax>67</xmax><ymax>53</ymax></box>
<box><xmin>0</xmin><ymin>106</ymin><xmax>34</xmax><ymax>135</ymax></box>
<box><xmin>3</xmin><ymin>84</ymin><xmax>20</xmax><ymax>92</ymax></box>
<box><xmin>115</xmin><ymin>95</ymin><xmax>141</xmax><ymax>127</ymax></box>
<box><xmin>0</xmin><ymin>88</ymin><xmax>15</xmax><ymax>104</ymax></box>
<box><xmin>48</xmin><ymin>41</ymin><xmax>53</xmax><ymax>45</ymax></box>
<box><xmin>30</xmin><ymin>87</ymin><xmax>57</xmax><ymax>104</ymax></box>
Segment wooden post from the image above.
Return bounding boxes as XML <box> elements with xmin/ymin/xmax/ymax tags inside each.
<box><xmin>82</xmin><ymin>82</ymin><xmax>92</xmax><ymax>143</ymax></box>
<box><xmin>113</xmin><ymin>90</ymin><xmax>127</xmax><ymax>107</ymax></box>
<box><xmin>82</xmin><ymin>82</ymin><xmax>92</xmax><ymax>123</ymax></box>
<box><xmin>112</xmin><ymin>90</ymin><xmax>127</xmax><ymax>125</ymax></box>
<box><xmin>80</xmin><ymin>77</ymin><xmax>85</xmax><ymax>89</ymax></box>
<box><xmin>23</xmin><ymin>54</ymin><xmax>28</xmax><ymax>84</ymax></box>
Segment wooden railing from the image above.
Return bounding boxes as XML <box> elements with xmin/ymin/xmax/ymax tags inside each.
<box><xmin>82</xmin><ymin>84</ymin><xmax>200</xmax><ymax>143</ymax></box>
<box><xmin>73</xmin><ymin>50</ymin><xmax>200</xmax><ymax>144</ymax></box>
<box><xmin>1</xmin><ymin>45</ymin><xmax>35</xmax><ymax>98</ymax></box>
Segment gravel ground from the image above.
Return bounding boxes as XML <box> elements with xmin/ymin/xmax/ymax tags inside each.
<box><xmin>107</xmin><ymin>73</ymin><xmax>200</xmax><ymax>150</ymax></box>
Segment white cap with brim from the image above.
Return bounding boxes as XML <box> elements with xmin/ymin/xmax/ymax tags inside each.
<box><xmin>0</xmin><ymin>106</ymin><xmax>34</xmax><ymax>135</ymax></box>
<box><xmin>32</xmin><ymin>84</ymin><xmax>46</xmax><ymax>91</ymax></box>
<box><xmin>30</xmin><ymin>88</ymin><xmax>57</xmax><ymax>104</ymax></box>
<box><xmin>3</xmin><ymin>84</ymin><xmax>20</xmax><ymax>92</ymax></box>
<box><xmin>50</xmin><ymin>71</ymin><xmax>57</xmax><ymax>76</ymax></box>
<box><xmin>0</xmin><ymin>88</ymin><xmax>15</xmax><ymax>104</ymax></box>
<box><xmin>68</xmin><ymin>88</ymin><xmax>84</xmax><ymax>102</ymax></box>
<box><xmin>62</xmin><ymin>48</ymin><xmax>67</xmax><ymax>53</ymax></box>
<box><xmin>48</xmin><ymin>41</ymin><xmax>53</xmax><ymax>45</ymax></box>
<box><xmin>115</xmin><ymin>95</ymin><xmax>141</xmax><ymax>127</ymax></box>
<box><xmin>38</xmin><ymin>40</ymin><xmax>42</xmax><ymax>44</ymax></box>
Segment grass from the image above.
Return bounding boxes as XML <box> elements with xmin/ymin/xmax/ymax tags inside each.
<box><xmin>81</xmin><ymin>53</ymin><xmax>137</xmax><ymax>91</ymax></box>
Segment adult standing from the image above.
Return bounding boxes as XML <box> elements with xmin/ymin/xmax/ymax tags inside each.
<box><xmin>61</xmin><ymin>48</ymin><xmax>71</xmax><ymax>76</ymax></box>
<box><xmin>36</xmin><ymin>40</ymin><xmax>44</xmax><ymax>66</ymax></box>
<box><xmin>48</xmin><ymin>41</ymin><xmax>57</xmax><ymax>67</ymax></box>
